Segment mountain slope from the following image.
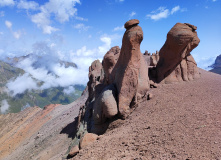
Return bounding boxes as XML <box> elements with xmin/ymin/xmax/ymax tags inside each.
<box><xmin>0</xmin><ymin>60</ymin><xmax>84</xmax><ymax>114</ymax></box>
<box><xmin>0</xmin><ymin>69</ymin><xmax>220</xmax><ymax>159</ymax></box>
<box><xmin>74</xmin><ymin>69</ymin><xmax>221</xmax><ymax>159</ymax></box>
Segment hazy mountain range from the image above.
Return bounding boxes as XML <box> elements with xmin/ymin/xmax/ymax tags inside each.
<box><xmin>0</xmin><ymin>56</ymin><xmax>85</xmax><ymax>114</ymax></box>
<box><xmin>209</xmin><ymin>54</ymin><xmax>221</xmax><ymax>75</ymax></box>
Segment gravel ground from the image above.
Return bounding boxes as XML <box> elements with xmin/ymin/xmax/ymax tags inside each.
<box><xmin>0</xmin><ymin>69</ymin><xmax>220</xmax><ymax>160</ymax></box>
<box><xmin>74</xmin><ymin>69</ymin><xmax>221</xmax><ymax>160</ymax></box>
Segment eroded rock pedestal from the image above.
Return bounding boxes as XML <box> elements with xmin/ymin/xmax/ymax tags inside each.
<box><xmin>112</xmin><ymin>19</ymin><xmax>149</xmax><ymax>119</ymax></box>
<box><xmin>70</xmin><ymin>21</ymin><xmax>201</xmax><ymax>158</ymax></box>
<box><xmin>156</xmin><ymin>23</ymin><xmax>200</xmax><ymax>83</ymax></box>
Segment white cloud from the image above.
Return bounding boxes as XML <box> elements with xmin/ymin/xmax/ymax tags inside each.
<box><xmin>63</xmin><ymin>86</ymin><xmax>75</xmax><ymax>94</ymax></box>
<box><xmin>171</xmin><ymin>6</ymin><xmax>180</xmax><ymax>15</ymax></box>
<box><xmin>0</xmin><ymin>0</ymin><xmax>15</xmax><ymax>7</ymax></box>
<box><xmin>1</xmin><ymin>99</ymin><xmax>10</xmax><ymax>114</ymax></box>
<box><xmin>212</xmin><ymin>0</ymin><xmax>217</xmax><ymax>2</ymax></box>
<box><xmin>5</xmin><ymin>20</ymin><xmax>12</xmax><ymax>28</ymax></box>
<box><xmin>74</xmin><ymin>23</ymin><xmax>90</xmax><ymax>32</ymax></box>
<box><xmin>17</xmin><ymin>0</ymin><xmax>39</xmax><ymax>10</ymax></box>
<box><xmin>0</xmin><ymin>11</ymin><xmax>4</xmax><ymax>17</ymax></box>
<box><xmin>99</xmin><ymin>36</ymin><xmax>111</xmax><ymax>54</ymax></box>
<box><xmin>192</xmin><ymin>54</ymin><xmax>218</xmax><ymax>70</ymax></box>
<box><xmin>31</xmin><ymin>12</ymin><xmax>59</xmax><ymax>34</ymax></box>
<box><xmin>5</xmin><ymin>20</ymin><xmax>22</xmax><ymax>39</ymax></box>
<box><xmin>70</xmin><ymin>35</ymin><xmax>112</xmax><ymax>72</ymax></box>
<box><xmin>146</xmin><ymin>6</ymin><xmax>184</xmax><ymax>21</ymax></box>
<box><xmin>75</xmin><ymin>16</ymin><xmax>88</xmax><ymax>21</ymax></box>
<box><xmin>30</xmin><ymin>0</ymin><xmax>80</xmax><ymax>34</ymax></box>
<box><xmin>13</xmin><ymin>30</ymin><xmax>21</xmax><ymax>39</ymax></box>
<box><xmin>7</xmin><ymin>73</ymin><xmax>38</xmax><ymax>96</ymax></box>
<box><xmin>146</xmin><ymin>7</ymin><xmax>169</xmax><ymax>21</ymax></box>
<box><xmin>5</xmin><ymin>36</ymin><xmax>113</xmax><ymax>96</ymax></box>
<box><xmin>113</xmin><ymin>25</ymin><xmax>124</xmax><ymax>31</ymax></box>
<box><xmin>129</xmin><ymin>11</ymin><xmax>136</xmax><ymax>18</ymax></box>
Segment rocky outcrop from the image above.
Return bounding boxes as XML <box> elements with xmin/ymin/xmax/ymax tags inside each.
<box><xmin>112</xmin><ymin>19</ymin><xmax>149</xmax><ymax>119</ymax></box>
<box><xmin>210</xmin><ymin>54</ymin><xmax>221</xmax><ymax>75</ymax></box>
<box><xmin>102</xmin><ymin>46</ymin><xmax>120</xmax><ymax>84</ymax></box>
<box><xmin>0</xmin><ymin>20</ymin><xmax>204</xmax><ymax>160</ymax></box>
<box><xmin>156</xmin><ymin>23</ymin><xmax>200</xmax><ymax>83</ymax></box>
<box><xmin>74</xmin><ymin>19</ymin><xmax>150</xmax><ymax>141</ymax></box>
<box><xmin>0</xmin><ymin>94</ymin><xmax>88</xmax><ymax>160</ymax></box>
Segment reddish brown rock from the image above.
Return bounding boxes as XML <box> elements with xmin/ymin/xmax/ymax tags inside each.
<box><xmin>79</xmin><ymin>133</ymin><xmax>98</xmax><ymax>149</ymax></box>
<box><xmin>124</xmin><ymin>19</ymin><xmax>139</xmax><ymax>29</ymax></box>
<box><xmin>68</xmin><ymin>145</ymin><xmax>79</xmax><ymax>157</ymax></box>
<box><xmin>112</xmin><ymin>19</ymin><xmax>149</xmax><ymax>119</ymax></box>
<box><xmin>87</xmin><ymin>60</ymin><xmax>104</xmax><ymax>100</ymax></box>
<box><xmin>150</xmin><ymin>52</ymin><xmax>159</xmax><ymax>67</ymax></box>
<box><xmin>156</xmin><ymin>23</ymin><xmax>200</xmax><ymax>83</ymax></box>
<box><xmin>102</xmin><ymin>46</ymin><xmax>120</xmax><ymax>84</ymax></box>
<box><xmin>93</xmin><ymin>84</ymin><xmax>118</xmax><ymax>123</ymax></box>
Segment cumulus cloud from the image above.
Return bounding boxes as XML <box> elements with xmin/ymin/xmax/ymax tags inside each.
<box><xmin>146</xmin><ymin>6</ymin><xmax>184</xmax><ymax>21</ymax></box>
<box><xmin>7</xmin><ymin>73</ymin><xmax>38</xmax><ymax>96</ymax></box>
<box><xmin>73</xmin><ymin>23</ymin><xmax>90</xmax><ymax>32</ymax></box>
<box><xmin>30</xmin><ymin>0</ymin><xmax>80</xmax><ymax>34</ymax></box>
<box><xmin>70</xmin><ymin>35</ymin><xmax>112</xmax><ymax>71</ymax></box>
<box><xmin>17</xmin><ymin>0</ymin><xmax>39</xmax><ymax>10</ymax></box>
<box><xmin>63</xmin><ymin>86</ymin><xmax>75</xmax><ymax>95</ymax></box>
<box><xmin>0</xmin><ymin>99</ymin><xmax>10</xmax><ymax>114</ymax></box>
<box><xmin>0</xmin><ymin>0</ymin><xmax>15</xmax><ymax>7</ymax></box>
<box><xmin>6</xmin><ymin>36</ymin><xmax>112</xmax><ymax>96</ymax></box>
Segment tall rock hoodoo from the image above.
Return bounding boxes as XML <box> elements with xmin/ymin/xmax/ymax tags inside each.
<box><xmin>75</xmin><ymin>19</ymin><xmax>150</xmax><ymax>138</ymax></box>
<box><xmin>112</xmin><ymin>19</ymin><xmax>149</xmax><ymax>119</ymax></box>
<box><xmin>156</xmin><ymin>23</ymin><xmax>200</xmax><ymax>83</ymax></box>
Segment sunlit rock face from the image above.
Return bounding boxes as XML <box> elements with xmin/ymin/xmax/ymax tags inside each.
<box><xmin>156</xmin><ymin>23</ymin><xmax>200</xmax><ymax>83</ymax></box>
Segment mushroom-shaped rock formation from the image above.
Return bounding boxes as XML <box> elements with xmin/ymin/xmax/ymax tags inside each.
<box><xmin>156</xmin><ymin>23</ymin><xmax>200</xmax><ymax>83</ymax></box>
<box><xmin>112</xmin><ymin>19</ymin><xmax>150</xmax><ymax>119</ymax></box>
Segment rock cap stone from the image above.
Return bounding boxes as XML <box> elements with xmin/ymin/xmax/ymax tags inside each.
<box><xmin>124</xmin><ymin>19</ymin><xmax>139</xmax><ymax>29</ymax></box>
<box><xmin>184</xmin><ymin>23</ymin><xmax>197</xmax><ymax>31</ymax></box>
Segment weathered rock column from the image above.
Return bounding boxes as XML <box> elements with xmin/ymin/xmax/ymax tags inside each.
<box><xmin>156</xmin><ymin>23</ymin><xmax>200</xmax><ymax>83</ymax></box>
<box><xmin>112</xmin><ymin>19</ymin><xmax>149</xmax><ymax>119</ymax></box>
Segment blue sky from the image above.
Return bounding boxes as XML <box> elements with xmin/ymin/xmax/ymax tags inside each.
<box><xmin>0</xmin><ymin>0</ymin><xmax>221</xmax><ymax>79</ymax></box>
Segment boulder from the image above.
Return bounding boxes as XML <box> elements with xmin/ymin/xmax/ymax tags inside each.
<box><xmin>93</xmin><ymin>84</ymin><xmax>118</xmax><ymax>125</ymax></box>
<box><xmin>79</xmin><ymin>133</ymin><xmax>98</xmax><ymax>149</ymax></box>
<box><xmin>112</xmin><ymin>19</ymin><xmax>149</xmax><ymax>119</ymax></box>
<box><xmin>68</xmin><ymin>145</ymin><xmax>79</xmax><ymax>157</ymax></box>
<box><xmin>156</xmin><ymin>23</ymin><xmax>200</xmax><ymax>83</ymax></box>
